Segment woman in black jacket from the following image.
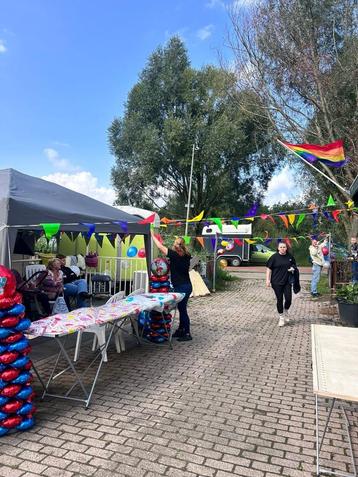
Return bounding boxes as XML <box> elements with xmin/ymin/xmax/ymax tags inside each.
<box><xmin>266</xmin><ymin>242</ymin><xmax>297</xmax><ymax>327</ymax></box>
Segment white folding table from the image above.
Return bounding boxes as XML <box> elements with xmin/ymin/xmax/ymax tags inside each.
<box><xmin>312</xmin><ymin>324</ymin><xmax>358</xmax><ymax>477</ymax></box>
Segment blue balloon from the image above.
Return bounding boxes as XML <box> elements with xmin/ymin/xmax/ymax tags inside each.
<box><xmin>0</xmin><ymin>396</ymin><xmax>8</xmax><ymax>406</ymax></box>
<box><xmin>12</xmin><ymin>371</ymin><xmax>31</xmax><ymax>385</ymax></box>
<box><xmin>151</xmin><ymin>282</ymin><xmax>162</xmax><ymax>289</ymax></box>
<box><xmin>126</xmin><ymin>246</ymin><xmax>138</xmax><ymax>257</ymax></box>
<box><xmin>11</xmin><ymin>356</ymin><xmax>29</xmax><ymax>368</ymax></box>
<box><xmin>0</xmin><ymin>379</ymin><xmax>6</xmax><ymax>390</ymax></box>
<box><xmin>8</xmin><ymin>338</ymin><xmax>29</xmax><ymax>353</ymax></box>
<box><xmin>0</xmin><ymin>427</ymin><xmax>9</xmax><ymax>436</ymax></box>
<box><xmin>16</xmin><ymin>417</ymin><xmax>35</xmax><ymax>431</ymax></box>
<box><xmin>8</xmin><ymin>304</ymin><xmax>25</xmax><ymax>316</ymax></box>
<box><xmin>0</xmin><ymin>344</ymin><xmax>7</xmax><ymax>354</ymax></box>
<box><xmin>17</xmin><ymin>402</ymin><xmax>34</xmax><ymax>416</ymax></box>
<box><xmin>15</xmin><ymin>318</ymin><xmax>31</xmax><ymax>332</ymax></box>
<box><xmin>0</xmin><ymin>411</ymin><xmax>7</xmax><ymax>420</ymax></box>
<box><xmin>16</xmin><ymin>386</ymin><xmax>32</xmax><ymax>400</ymax></box>
<box><xmin>0</xmin><ymin>328</ymin><xmax>12</xmax><ymax>339</ymax></box>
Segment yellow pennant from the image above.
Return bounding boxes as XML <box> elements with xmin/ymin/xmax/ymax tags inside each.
<box><xmin>188</xmin><ymin>210</ymin><xmax>204</xmax><ymax>222</ymax></box>
<box><xmin>288</xmin><ymin>214</ymin><xmax>296</xmax><ymax>225</ymax></box>
<box><xmin>346</xmin><ymin>200</ymin><xmax>354</xmax><ymax>209</ymax></box>
<box><xmin>245</xmin><ymin>239</ymin><xmax>256</xmax><ymax>244</ymax></box>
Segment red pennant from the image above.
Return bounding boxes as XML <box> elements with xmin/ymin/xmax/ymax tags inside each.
<box><xmin>260</xmin><ymin>214</ymin><xmax>276</xmax><ymax>224</ymax></box>
<box><xmin>138</xmin><ymin>213</ymin><xmax>156</xmax><ymax>224</ymax></box>
<box><xmin>234</xmin><ymin>238</ymin><xmax>243</xmax><ymax>246</ymax></box>
<box><xmin>332</xmin><ymin>210</ymin><xmax>342</xmax><ymax>222</ymax></box>
<box><xmin>284</xmin><ymin>238</ymin><xmax>292</xmax><ymax>248</ymax></box>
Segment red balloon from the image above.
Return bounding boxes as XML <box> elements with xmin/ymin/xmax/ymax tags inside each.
<box><xmin>0</xmin><ymin>369</ymin><xmax>20</xmax><ymax>381</ymax></box>
<box><xmin>158</xmin><ymin>287</ymin><xmax>170</xmax><ymax>293</ymax></box>
<box><xmin>0</xmin><ymin>351</ymin><xmax>19</xmax><ymax>365</ymax></box>
<box><xmin>1</xmin><ymin>400</ymin><xmax>23</xmax><ymax>413</ymax></box>
<box><xmin>1</xmin><ymin>416</ymin><xmax>22</xmax><ymax>428</ymax></box>
<box><xmin>1</xmin><ymin>384</ymin><xmax>22</xmax><ymax>397</ymax></box>
<box><xmin>23</xmin><ymin>360</ymin><xmax>33</xmax><ymax>371</ymax></box>
<box><xmin>21</xmin><ymin>346</ymin><xmax>32</xmax><ymax>356</ymax></box>
<box><xmin>138</xmin><ymin>248</ymin><xmax>146</xmax><ymax>258</ymax></box>
<box><xmin>0</xmin><ymin>317</ymin><xmax>20</xmax><ymax>328</ymax></box>
<box><xmin>1</xmin><ymin>332</ymin><xmax>23</xmax><ymax>344</ymax></box>
<box><xmin>0</xmin><ymin>266</ymin><xmax>22</xmax><ymax>310</ymax></box>
<box><xmin>322</xmin><ymin>246</ymin><xmax>329</xmax><ymax>256</ymax></box>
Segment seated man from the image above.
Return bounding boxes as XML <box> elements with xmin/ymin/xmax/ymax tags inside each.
<box><xmin>56</xmin><ymin>254</ymin><xmax>91</xmax><ymax>309</ymax></box>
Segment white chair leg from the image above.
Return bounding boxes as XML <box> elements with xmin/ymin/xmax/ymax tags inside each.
<box><xmin>74</xmin><ymin>330</ymin><xmax>83</xmax><ymax>362</ymax></box>
<box><xmin>114</xmin><ymin>331</ymin><xmax>122</xmax><ymax>353</ymax></box>
<box><xmin>91</xmin><ymin>334</ymin><xmax>97</xmax><ymax>351</ymax></box>
<box><xmin>95</xmin><ymin>327</ymin><xmax>107</xmax><ymax>362</ymax></box>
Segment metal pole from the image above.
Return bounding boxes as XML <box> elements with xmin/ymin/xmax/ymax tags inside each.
<box><xmin>212</xmin><ymin>232</ymin><xmax>218</xmax><ymax>292</ymax></box>
<box><xmin>185</xmin><ymin>144</ymin><xmax>196</xmax><ymax>237</ymax></box>
<box><xmin>277</xmin><ymin>139</ymin><xmax>349</xmax><ymax>195</ymax></box>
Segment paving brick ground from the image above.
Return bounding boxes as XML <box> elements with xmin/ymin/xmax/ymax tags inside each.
<box><xmin>0</xmin><ymin>279</ymin><xmax>356</xmax><ymax>477</ymax></box>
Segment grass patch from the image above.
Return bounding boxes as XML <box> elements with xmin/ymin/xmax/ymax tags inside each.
<box><xmin>317</xmin><ymin>274</ymin><xmax>331</xmax><ymax>296</ymax></box>
<box><xmin>215</xmin><ymin>266</ymin><xmax>240</xmax><ymax>291</ymax></box>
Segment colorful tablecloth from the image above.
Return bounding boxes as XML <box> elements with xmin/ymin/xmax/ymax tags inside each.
<box><xmin>27</xmin><ymin>293</ymin><xmax>184</xmax><ymax>338</ymax></box>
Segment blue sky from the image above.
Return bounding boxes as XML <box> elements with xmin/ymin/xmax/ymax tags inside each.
<box><xmin>0</xmin><ymin>0</ymin><xmax>298</xmax><ymax>206</ymax></box>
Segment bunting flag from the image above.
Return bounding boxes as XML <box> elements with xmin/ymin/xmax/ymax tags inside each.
<box><xmin>323</xmin><ymin>211</ymin><xmax>333</xmax><ymax>222</ymax></box>
<box><xmin>183</xmin><ymin>236</ymin><xmax>191</xmax><ymax>245</ymax></box>
<box><xmin>278</xmin><ymin>215</ymin><xmax>289</xmax><ymax>229</ymax></box>
<box><xmin>245</xmin><ymin>203</ymin><xmax>259</xmax><ymax>218</ymax></box>
<box><xmin>281</xmin><ymin>139</ymin><xmax>349</xmax><ymax>167</ymax></box>
<box><xmin>346</xmin><ymin>200</ymin><xmax>354</xmax><ymax>209</ymax></box>
<box><xmin>234</xmin><ymin>238</ymin><xmax>243</xmax><ymax>246</ymax></box>
<box><xmin>326</xmin><ymin>195</ymin><xmax>336</xmax><ymax>206</ymax></box>
<box><xmin>106</xmin><ymin>233</ymin><xmax>117</xmax><ymax>247</ymax></box>
<box><xmin>332</xmin><ymin>210</ymin><xmax>342</xmax><ymax>222</ymax></box>
<box><xmin>231</xmin><ymin>218</ymin><xmax>239</xmax><ymax>228</ymax></box>
<box><xmin>113</xmin><ymin>221</ymin><xmax>128</xmax><ymax>233</ymax></box>
<box><xmin>196</xmin><ymin>237</ymin><xmax>205</xmax><ymax>248</ymax></box>
<box><xmin>295</xmin><ymin>213</ymin><xmax>306</xmax><ymax>228</ymax></box>
<box><xmin>260</xmin><ymin>214</ymin><xmax>276</xmax><ymax>224</ymax></box>
<box><xmin>138</xmin><ymin>213</ymin><xmax>156</xmax><ymax>224</ymax></box>
<box><xmin>288</xmin><ymin>214</ymin><xmax>296</xmax><ymax>225</ymax></box>
<box><xmin>284</xmin><ymin>238</ymin><xmax>292</xmax><ymax>248</ymax></box>
<box><xmin>211</xmin><ymin>238</ymin><xmax>217</xmax><ymax>250</ymax></box>
<box><xmin>40</xmin><ymin>223</ymin><xmax>61</xmax><ymax>240</ymax></box>
<box><xmin>188</xmin><ymin>210</ymin><xmax>204</xmax><ymax>222</ymax></box>
<box><xmin>245</xmin><ymin>239</ymin><xmax>256</xmax><ymax>244</ymax></box>
<box><xmin>70</xmin><ymin>231</ymin><xmax>80</xmax><ymax>241</ymax></box>
<box><xmin>81</xmin><ymin>232</ymin><xmax>92</xmax><ymax>245</ymax></box>
<box><xmin>264</xmin><ymin>238</ymin><xmax>272</xmax><ymax>246</ymax></box>
<box><xmin>82</xmin><ymin>223</ymin><xmax>96</xmax><ymax>239</ymax></box>
<box><xmin>160</xmin><ymin>217</ymin><xmax>173</xmax><ymax>224</ymax></box>
<box><xmin>312</xmin><ymin>211</ymin><xmax>318</xmax><ymax>228</ymax></box>
<box><xmin>94</xmin><ymin>233</ymin><xmax>104</xmax><ymax>247</ymax></box>
<box><xmin>291</xmin><ymin>237</ymin><xmax>298</xmax><ymax>244</ymax></box>
<box><xmin>210</xmin><ymin>218</ymin><xmax>223</xmax><ymax>232</ymax></box>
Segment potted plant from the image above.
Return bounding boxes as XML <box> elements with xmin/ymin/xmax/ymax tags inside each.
<box><xmin>336</xmin><ymin>283</ymin><xmax>358</xmax><ymax>327</ymax></box>
<box><xmin>85</xmin><ymin>251</ymin><xmax>98</xmax><ymax>268</ymax></box>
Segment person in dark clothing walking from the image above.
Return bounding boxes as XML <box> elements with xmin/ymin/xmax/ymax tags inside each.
<box><xmin>151</xmin><ymin>230</ymin><xmax>193</xmax><ymax>341</ymax></box>
<box><xmin>266</xmin><ymin>242</ymin><xmax>297</xmax><ymax>327</ymax></box>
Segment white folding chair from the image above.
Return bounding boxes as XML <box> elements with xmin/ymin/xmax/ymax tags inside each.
<box><xmin>25</xmin><ymin>264</ymin><xmax>46</xmax><ymax>281</ymax></box>
<box><xmin>73</xmin><ymin>291</ymin><xmax>126</xmax><ymax>363</ymax></box>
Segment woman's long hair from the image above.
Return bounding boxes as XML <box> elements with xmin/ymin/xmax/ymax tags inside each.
<box><xmin>173</xmin><ymin>237</ymin><xmax>190</xmax><ymax>257</ymax></box>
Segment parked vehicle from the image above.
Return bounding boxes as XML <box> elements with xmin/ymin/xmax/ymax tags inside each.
<box><xmin>250</xmin><ymin>244</ymin><xmax>275</xmax><ymax>264</ymax></box>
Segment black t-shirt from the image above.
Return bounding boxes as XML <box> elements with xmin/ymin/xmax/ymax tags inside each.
<box><xmin>61</xmin><ymin>265</ymin><xmax>77</xmax><ymax>284</ymax></box>
<box><xmin>167</xmin><ymin>249</ymin><xmax>191</xmax><ymax>287</ymax></box>
<box><xmin>266</xmin><ymin>252</ymin><xmax>296</xmax><ymax>286</ymax></box>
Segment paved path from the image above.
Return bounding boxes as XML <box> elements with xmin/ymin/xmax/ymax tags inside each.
<box><xmin>227</xmin><ymin>266</ymin><xmax>313</xmax><ymax>282</ymax></box>
<box><xmin>0</xmin><ymin>281</ymin><xmax>354</xmax><ymax>477</ymax></box>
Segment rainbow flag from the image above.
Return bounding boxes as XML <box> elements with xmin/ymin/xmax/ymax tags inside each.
<box><xmin>281</xmin><ymin>139</ymin><xmax>348</xmax><ymax>167</ymax></box>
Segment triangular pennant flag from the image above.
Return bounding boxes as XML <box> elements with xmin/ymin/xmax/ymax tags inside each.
<box><xmin>312</xmin><ymin>212</ymin><xmax>318</xmax><ymax>228</ymax></box>
<box><xmin>211</xmin><ymin>238</ymin><xmax>217</xmax><ymax>250</ymax></box>
<box><xmin>295</xmin><ymin>213</ymin><xmax>306</xmax><ymax>228</ymax></box>
<box><xmin>210</xmin><ymin>218</ymin><xmax>223</xmax><ymax>232</ymax></box>
<box><xmin>138</xmin><ymin>213</ymin><xmax>156</xmax><ymax>224</ymax></box>
<box><xmin>292</xmin><ymin>237</ymin><xmax>298</xmax><ymax>244</ymax></box>
<box><xmin>70</xmin><ymin>231</ymin><xmax>80</xmax><ymax>241</ymax></box>
<box><xmin>323</xmin><ymin>211</ymin><xmax>334</xmax><ymax>222</ymax></box>
<box><xmin>326</xmin><ymin>195</ymin><xmax>336</xmax><ymax>206</ymax></box>
<box><xmin>234</xmin><ymin>238</ymin><xmax>243</xmax><ymax>246</ymax></box>
<box><xmin>183</xmin><ymin>236</ymin><xmax>191</xmax><ymax>245</ymax></box>
<box><xmin>160</xmin><ymin>217</ymin><xmax>172</xmax><ymax>224</ymax></box>
<box><xmin>81</xmin><ymin>232</ymin><xmax>91</xmax><ymax>245</ymax></box>
<box><xmin>94</xmin><ymin>233</ymin><xmax>104</xmax><ymax>247</ymax></box>
<box><xmin>346</xmin><ymin>200</ymin><xmax>354</xmax><ymax>209</ymax></box>
<box><xmin>332</xmin><ymin>209</ymin><xmax>342</xmax><ymax>222</ymax></box>
<box><xmin>245</xmin><ymin>239</ymin><xmax>256</xmax><ymax>244</ymax></box>
<box><xmin>277</xmin><ymin>237</ymin><xmax>282</xmax><ymax>244</ymax></box>
<box><xmin>196</xmin><ymin>237</ymin><xmax>205</xmax><ymax>249</ymax></box>
<box><xmin>284</xmin><ymin>238</ymin><xmax>292</xmax><ymax>248</ymax></box>
<box><xmin>113</xmin><ymin>221</ymin><xmax>128</xmax><ymax>233</ymax></box>
<box><xmin>106</xmin><ymin>233</ymin><xmax>117</xmax><ymax>247</ymax></box>
<box><xmin>278</xmin><ymin>215</ymin><xmax>289</xmax><ymax>229</ymax></box>
<box><xmin>264</xmin><ymin>238</ymin><xmax>272</xmax><ymax>246</ymax></box>
<box><xmin>82</xmin><ymin>223</ymin><xmax>95</xmax><ymax>239</ymax></box>
<box><xmin>40</xmin><ymin>223</ymin><xmax>60</xmax><ymax>240</ymax></box>
<box><xmin>245</xmin><ymin>217</ymin><xmax>254</xmax><ymax>222</ymax></box>
<box><xmin>253</xmin><ymin>237</ymin><xmax>263</xmax><ymax>242</ymax></box>
<box><xmin>260</xmin><ymin>214</ymin><xmax>276</xmax><ymax>224</ymax></box>
<box><xmin>231</xmin><ymin>219</ymin><xmax>239</xmax><ymax>228</ymax></box>
<box><xmin>244</xmin><ymin>203</ymin><xmax>259</xmax><ymax>218</ymax></box>
<box><xmin>188</xmin><ymin>210</ymin><xmax>204</xmax><ymax>223</ymax></box>
<box><xmin>288</xmin><ymin>214</ymin><xmax>296</xmax><ymax>225</ymax></box>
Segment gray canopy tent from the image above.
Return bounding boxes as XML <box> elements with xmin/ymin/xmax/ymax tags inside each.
<box><xmin>0</xmin><ymin>168</ymin><xmax>152</xmax><ymax>269</ymax></box>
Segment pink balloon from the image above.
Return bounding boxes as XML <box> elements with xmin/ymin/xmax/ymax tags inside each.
<box><xmin>217</xmin><ymin>248</ymin><xmax>224</xmax><ymax>255</ymax></box>
<box><xmin>138</xmin><ymin>248</ymin><xmax>146</xmax><ymax>258</ymax></box>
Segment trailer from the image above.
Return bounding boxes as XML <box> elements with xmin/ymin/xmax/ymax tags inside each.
<box><xmin>202</xmin><ymin>224</ymin><xmax>252</xmax><ymax>267</ymax></box>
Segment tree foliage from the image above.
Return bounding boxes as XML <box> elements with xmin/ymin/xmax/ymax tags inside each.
<box><xmin>228</xmin><ymin>0</ymin><xmax>358</xmax><ymax>235</ymax></box>
<box><xmin>109</xmin><ymin>37</ymin><xmax>277</xmax><ymax>218</ymax></box>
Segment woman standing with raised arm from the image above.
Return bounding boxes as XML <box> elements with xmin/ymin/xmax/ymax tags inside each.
<box><xmin>151</xmin><ymin>230</ymin><xmax>193</xmax><ymax>341</ymax></box>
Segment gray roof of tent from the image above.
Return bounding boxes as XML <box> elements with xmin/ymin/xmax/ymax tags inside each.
<box><xmin>0</xmin><ymin>168</ymin><xmax>149</xmax><ymax>234</ymax></box>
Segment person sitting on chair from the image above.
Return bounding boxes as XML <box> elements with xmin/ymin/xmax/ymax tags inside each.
<box><xmin>56</xmin><ymin>254</ymin><xmax>91</xmax><ymax>308</ymax></box>
<box><xmin>40</xmin><ymin>258</ymin><xmax>64</xmax><ymax>302</ymax></box>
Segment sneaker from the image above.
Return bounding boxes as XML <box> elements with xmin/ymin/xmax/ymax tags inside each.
<box><xmin>311</xmin><ymin>292</ymin><xmax>319</xmax><ymax>298</ymax></box>
<box><xmin>284</xmin><ymin>310</ymin><xmax>290</xmax><ymax>324</ymax></box>
<box><xmin>278</xmin><ymin>315</ymin><xmax>285</xmax><ymax>327</ymax></box>
<box><xmin>177</xmin><ymin>333</ymin><xmax>193</xmax><ymax>342</ymax></box>
<box><xmin>172</xmin><ymin>328</ymin><xmax>185</xmax><ymax>338</ymax></box>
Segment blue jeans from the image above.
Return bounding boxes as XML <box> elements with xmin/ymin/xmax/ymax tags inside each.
<box><xmin>64</xmin><ymin>279</ymin><xmax>88</xmax><ymax>308</ymax></box>
<box><xmin>311</xmin><ymin>263</ymin><xmax>322</xmax><ymax>294</ymax></box>
<box><xmin>174</xmin><ymin>283</ymin><xmax>193</xmax><ymax>334</ymax></box>
<box><xmin>352</xmin><ymin>262</ymin><xmax>358</xmax><ymax>284</ymax></box>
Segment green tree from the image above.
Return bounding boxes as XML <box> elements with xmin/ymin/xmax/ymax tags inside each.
<box><xmin>109</xmin><ymin>37</ymin><xmax>277</xmax><ymax>219</ymax></box>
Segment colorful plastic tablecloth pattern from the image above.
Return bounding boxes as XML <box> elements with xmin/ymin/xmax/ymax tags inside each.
<box><xmin>27</xmin><ymin>293</ymin><xmax>184</xmax><ymax>338</ymax></box>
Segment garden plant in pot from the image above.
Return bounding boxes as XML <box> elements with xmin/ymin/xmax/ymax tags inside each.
<box><xmin>336</xmin><ymin>284</ymin><xmax>358</xmax><ymax>327</ymax></box>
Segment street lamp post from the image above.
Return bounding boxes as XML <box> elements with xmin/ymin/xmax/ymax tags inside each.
<box><xmin>185</xmin><ymin>143</ymin><xmax>198</xmax><ymax>237</ymax></box>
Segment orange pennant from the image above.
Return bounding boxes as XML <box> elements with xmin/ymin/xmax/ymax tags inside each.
<box><xmin>278</xmin><ymin>215</ymin><xmax>289</xmax><ymax>229</ymax></box>
<box><xmin>196</xmin><ymin>237</ymin><xmax>205</xmax><ymax>249</ymax></box>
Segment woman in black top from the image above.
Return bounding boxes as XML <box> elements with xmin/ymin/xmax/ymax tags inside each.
<box><xmin>151</xmin><ymin>230</ymin><xmax>193</xmax><ymax>341</ymax></box>
<box><xmin>266</xmin><ymin>242</ymin><xmax>296</xmax><ymax>327</ymax></box>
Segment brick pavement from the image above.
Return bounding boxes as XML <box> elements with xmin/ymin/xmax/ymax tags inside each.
<box><xmin>0</xmin><ymin>280</ymin><xmax>356</xmax><ymax>477</ymax></box>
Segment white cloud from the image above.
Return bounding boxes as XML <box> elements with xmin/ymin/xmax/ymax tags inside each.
<box><xmin>43</xmin><ymin>147</ymin><xmax>79</xmax><ymax>172</ymax></box>
<box><xmin>42</xmin><ymin>171</ymin><xmax>116</xmax><ymax>205</ymax></box>
<box><xmin>206</xmin><ymin>0</ymin><xmax>256</xmax><ymax>9</ymax></box>
<box><xmin>0</xmin><ymin>40</ymin><xmax>7</xmax><ymax>54</ymax></box>
<box><xmin>206</xmin><ymin>0</ymin><xmax>225</xmax><ymax>7</ymax></box>
<box><xmin>263</xmin><ymin>166</ymin><xmax>302</xmax><ymax>206</ymax></box>
<box><xmin>197</xmin><ymin>25</ymin><xmax>214</xmax><ymax>41</ymax></box>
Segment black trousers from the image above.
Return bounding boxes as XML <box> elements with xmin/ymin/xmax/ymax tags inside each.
<box><xmin>271</xmin><ymin>282</ymin><xmax>292</xmax><ymax>314</ymax></box>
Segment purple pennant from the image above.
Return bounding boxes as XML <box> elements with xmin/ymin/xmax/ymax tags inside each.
<box><xmin>312</xmin><ymin>212</ymin><xmax>318</xmax><ymax>228</ymax></box>
<box><xmin>211</xmin><ymin>238</ymin><xmax>217</xmax><ymax>250</ymax></box>
<box><xmin>81</xmin><ymin>223</ymin><xmax>95</xmax><ymax>238</ymax></box>
<box><xmin>113</xmin><ymin>221</ymin><xmax>128</xmax><ymax>233</ymax></box>
<box><xmin>323</xmin><ymin>211</ymin><xmax>333</xmax><ymax>222</ymax></box>
<box><xmin>244</xmin><ymin>203</ymin><xmax>259</xmax><ymax>218</ymax></box>
<box><xmin>264</xmin><ymin>238</ymin><xmax>272</xmax><ymax>246</ymax></box>
<box><xmin>277</xmin><ymin>238</ymin><xmax>282</xmax><ymax>244</ymax></box>
<box><xmin>203</xmin><ymin>221</ymin><xmax>211</xmax><ymax>227</ymax></box>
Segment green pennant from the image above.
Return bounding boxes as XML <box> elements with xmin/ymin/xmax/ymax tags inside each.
<box><xmin>231</xmin><ymin>220</ymin><xmax>239</xmax><ymax>228</ymax></box>
<box><xmin>183</xmin><ymin>235</ymin><xmax>191</xmax><ymax>245</ymax></box>
<box><xmin>41</xmin><ymin>223</ymin><xmax>60</xmax><ymax>240</ymax></box>
<box><xmin>326</xmin><ymin>194</ymin><xmax>336</xmax><ymax>206</ymax></box>
<box><xmin>210</xmin><ymin>218</ymin><xmax>223</xmax><ymax>232</ymax></box>
<box><xmin>295</xmin><ymin>214</ymin><xmax>306</xmax><ymax>229</ymax></box>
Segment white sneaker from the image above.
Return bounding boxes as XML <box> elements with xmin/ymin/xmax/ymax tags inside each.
<box><xmin>284</xmin><ymin>310</ymin><xmax>290</xmax><ymax>324</ymax></box>
<box><xmin>278</xmin><ymin>314</ymin><xmax>285</xmax><ymax>327</ymax></box>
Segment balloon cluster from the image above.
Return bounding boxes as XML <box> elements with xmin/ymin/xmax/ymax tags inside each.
<box><xmin>139</xmin><ymin>258</ymin><xmax>172</xmax><ymax>343</ymax></box>
<box><xmin>126</xmin><ymin>246</ymin><xmax>146</xmax><ymax>258</ymax></box>
<box><xmin>0</xmin><ymin>266</ymin><xmax>35</xmax><ymax>436</ymax></box>
<box><xmin>217</xmin><ymin>239</ymin><xmax>234</xmax><ymax>256</ymax></box>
